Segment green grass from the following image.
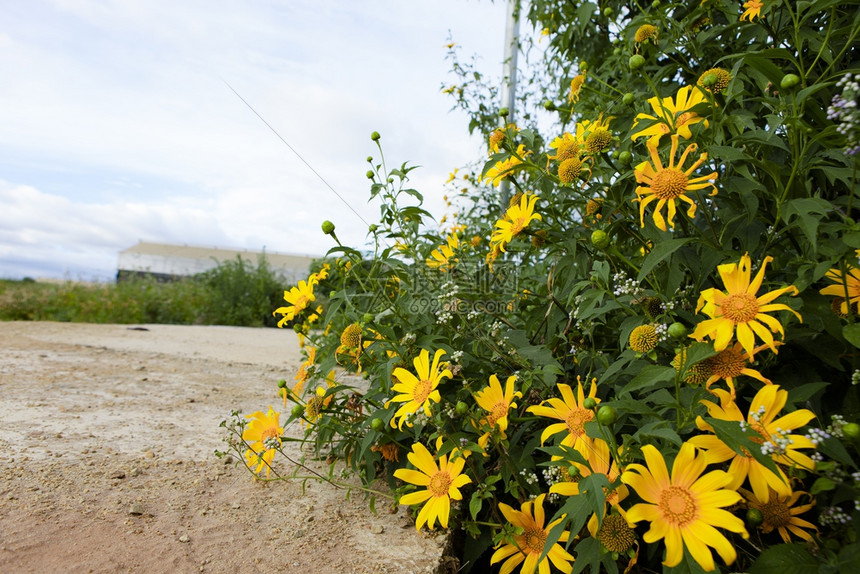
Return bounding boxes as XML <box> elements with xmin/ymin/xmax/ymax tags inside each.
<box><xmin>0</xmin><ymin>256</ymin><xmax>290</xmax><ymax>327</ymax></box>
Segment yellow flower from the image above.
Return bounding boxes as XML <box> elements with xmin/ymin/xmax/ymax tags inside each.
<box><xmin>292</xmin><ymin>346</ymin><xmax>317</xmax><ymax>399</ymax></box>
<box><xmin>701</xmin><ymin>341</ymin><xmax>773</xmax><ymax>398</ymax></box>
<box><xmin>273</xmin><ymin>280</ymin><xmax>315</xmax><ymax>327</ymax></box>
<box><xmin>697</xmin><ymin>68</ymin><xmax>732</xmax><ymax>94</ymax></box>
<box><xmin>598</xmin><ymin>514</ymin><xmax>637</xmax><ymax>553</ymax></box>
<box><xmin>558</xmin><ymin>157</ymin><xmax>583</xmax><ymax>184</ymax></box>
<box><xmin>629</xmin><ymin>324</ymin><xmax>659</xmax><ymax>354</ymax></box>
<box><xmin>474</xmin><ymin>374</ymin><xmax>522</xmax><ymax>449</ymax></box>
<box><xmin>394</xmin><ymin>438</ymin><xmax>472</xmax><ymax>530</ymax></box>
<box><xmin>621</xmin><ymin>443</ymin><xmax>748</xmax><ymax>571</ymax></box>
<box><xmin>635</xmin><ymin>24</ymin><xmax>658</xmax><ymax>44</ymax></box>
<box><xmin>483</xmin><ymin>144</ymin><xmax>530</xmax><ymax>186</ymax></box>
<box><xmin>569</xmin><ymin>73</ymin><xmax>586</xmax><ymax>103</ymax></box>
<box><xmin>527</xmin><ymin>376</ymin><xmax>598</xmax><ymax>448</ymax></box>
<box><xmin>690</xmin><ymin>253</ymin><xmax>801</xmax><ymax>358</ymax></box>
<box><xmin>371</xmin><ymin>442</ymin><xmax>400</xmax><ymax>462</ymax></box>
<box><xmin>741</xmin><ymin>0</ymin><xmax>763</xmax><ymax>22</ymax></box>
<box><xmin>387</xmin><ymin>349</ymin><xmax>452</xmax><ymax>429</ymax></box>
<box><xmin>741</xmin><ymin>487</ymin><xmax>817</xmax><ymax>543</ymax></box>
<box><xmin>308</xmin><ymin>263</ymin><xmax>330</xmax><ymax>285</ymax></box>
<box><xmin>340</xmin><ymin>323</ymin><xmax>362</xmax><ymax>349</ymax></box>
<box><xmin>585</xmin><ymin>127</ymin><xmax>613</xmax><ymax>154</ymax></box>
<box><xmin>550</xmin><ymin>438</ymin><xmax>629</xmax><ymax>537</ymax></box>
<box><xmin>426</xmin><ymin>233</ymin><xmax>460</xmax><ymax>271</ymax></box>
<box><xmin>819</xmin><ymin>264</ymin><xmax>860</xmax><ymax>315</ymax></box>
<box><xmin>303</xmin><ymin>371</ymin><xmax>337</xmax><ymax>424</ymax></box>
<box><xmin>491</xmin><ymin>193</ymin><xmax>542</xmax><ymax>252</ymax></box>
<box><xmin>688</xmin><ymin>385</ymin><xmax>816</xmax><ymax>502</ymax></box>
<box><xmin>242</xmin><ymin>406</ymin><xmax>283</xmax><ymax>478</ymax></box>
<box><xmin>634</xmin><ymin>134</ymin><xmax>718</xmax><ymax>231</ymax></box>
<box><xmin>631</xmin><ymin>86</ymin><xmax>709</xmax><ymax>147</ymax></box>
<box><xmin>547</xmin><ymin>132</ymin><xmax>582</xmax><ymax>165</ymax></box>
<box><xmin>489</xmin><ymin>123</ymin><xmax>518</xmax><ymax>154</ymax></box>
<box><xmin>491</xmin><ymin>493</ymin><xmax>575</xmax><ymax>574</ymax></box>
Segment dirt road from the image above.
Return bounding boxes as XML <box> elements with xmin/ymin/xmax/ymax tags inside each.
<box><xmin>0</xmin><ymin>322</ymin><xmax>449</xmax><ymax>573</ymax></box>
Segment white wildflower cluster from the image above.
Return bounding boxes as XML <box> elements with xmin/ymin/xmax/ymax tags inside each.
<box><xmin>436</xmin><ymin>280</ymin><xmax>460</xmax><ymax>324</ymax></box>
<box><xmin>519</xmin><ymin>469</ymin><xmax>539</xmax><ymax>486</ymax></box>
<box><xmin>466</xmin><ymin>308</ymin><xmax>481</xmax><ymax>321</ymax></box>
<box><xmin>612</xmin><ymin>271</ymin><xmax>643</xmax><ymax>297</ymax></box>
<box><xmin>264</xmin><ymin>436</ymin><xmax>280</xmax><ymax>451</ymax></box>
<box><xmin>760</xmin><ymin>427</ymin><xmax>794</xmax><ymax>457</ymax></box>
<box><xmin>406</xmin><ymin>410</ymin><xmax>429</xmax><ymax>427</ymax></box>
<box><xmin>852</xmin><ymin>369</ymin><xmax>860</xmax><ymax>386</ymax></box>
<box><xmin>459</xmin><ymin>437</ymin><xmax>469</xmax><ymax>447</ymax></box>
<box><xmin>827</xmin><ymin>73</ymin><xmax>860</xmax><ymax>155</ymax></box>
<box><xmin>655</xmin><ymin>323</ymin><xmax>669</xmax><ymax>343</ymax></box>
<box><xmin>401</xmin><ymin>332</ymin><xmax>416</xmax><ymax>345</ymax></box>
<box><xmin>851</xmin><ymin>470</ymin><xmax>860</xmax><ymax>484</ymax></box>
<box><xmin>490</xmin><ymin>320</ymin><xmax>505</xmax><ymax>337</ymax></box>
<box><xmin>662</xmin><ymin>300</ymin><xmax>676</xmax><ymax>312</ymax></box>
<box><xmin>819</xmin><ymin>505</ymin><xmax>853</xmax><ymax>527</ymax></box>
<box><xmin>828</xmin><ymin>414</ymin><xmax>848</xmax><ymax>438</ymax></box>
<box><xmin>805</xmin><ymin>427</ymin><xmax>832</xmax><ymax>447</ymax></box>
<box><xmin>542</xmin><ymin>464</ymin><xmax>562</xmax><ymax>485</ymax></box>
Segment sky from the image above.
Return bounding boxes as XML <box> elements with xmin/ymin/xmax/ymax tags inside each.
<box><xmin>0</xmin><ymin>0</ymin><xmax>517</xmax><ymax>281</ymax></box>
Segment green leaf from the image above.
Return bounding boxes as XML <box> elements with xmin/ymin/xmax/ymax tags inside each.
<box><xmin>786</xmin><ymin>382</ymin><xmax>829</xmax><ymax>406</ymax></box>
<box><xmin>579</xmin><ymin>473</ymin><xmax>610</xmax><ymax>529</ymax></box>
<box><xmin>810</xmin><ymin>476</ymin><xmax>836</xmax><ymax>495</ymax></box>
<box><xmin>634</xmin><ymin>421</ymin><xmax>683</xmax><ymax>447</ymax></box>
<box><xmin>837</xmin><ymin>543</ymin><xmax>860</xmax><ymax>574</ymax></box>
<box><xmin>469</xmin><ymin>491</ymin><xmax>482</xmax><ymax>520</ymax></box>
<box><xmin>622</xmin><ymin>365</ymin><xmax>676</xmax><ymax>395</ymax></box>
<box><xmin>748</xmin><ymin>543</ymin><xmax>819</xmax><ymax>574</ymax></box>
<box><xmin>818</xmin><ymin>437</ymin><xmax>858</xmax><ymax>469</ymax></box>
<box><xmin>637</xmin><ymin>238</ymin><xmax>692</xmax><ymax>281</ymax></box>
<box><xmin>843</xmin><ymin>323</ymin><xmax>860</xmax><ymax>348</ymax></box>
<box><xmin>705</xmin><ymin>418</ymin><xmax>783</xmax><ymax>478</ymax></box>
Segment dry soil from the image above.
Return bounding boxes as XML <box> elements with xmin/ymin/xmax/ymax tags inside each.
<box><xmin>0</xmin><ymin>321</ymin><xmax>452</xmax><ymax>574</ymax></box>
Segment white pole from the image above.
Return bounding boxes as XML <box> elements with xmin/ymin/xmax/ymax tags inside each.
<box><xmin>499</xmin><ymin>0</ymin><xmax>520</xmax><ymax>208</ymax></box>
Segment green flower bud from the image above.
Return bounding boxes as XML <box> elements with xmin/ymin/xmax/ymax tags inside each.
<box><xmin>603</xmin><ymin>7</ymin><xmax>613</xmax><ymax>17</ymax></box>
<box><xmin>362</xmin><ymin>313</ymin><xmax>374</xmax><ymax>324</ymax></box>
<box><xmin>455</xmin><ymin>401</ymin><xmax>469</xmax><ymax>417</ymax></box>
<box><xmin>668</xmin><ymin>322</ymin><xmax>688</xmax><ymax>339</ymax></box>
<box><xmin>321</xmin><ymin>220</ymin><xmax>336</xmax><ymax>235</ymax></box>
<box><xmin>583</xmin><ymin>397</ymin><xmax>598</xmax><ymax>410</ymax></box>
<box><xmin>613</xmin><ymin>47</ymin><xmax>622</xmax><ymax>56</ymax></box>
<box><xmin>366</xmin><ymin>170</ymin><xmax>375</xmax><ymax>179</ymax></box>
<box><xmin>366</xmin><ymin>156</ymin><xmax>373</xmax><ymax>162</ymax></box>
<box><xmin>371</xmin><ymin>131</ymin><xmax>381</xmax><ymax>141</ymax></box>
<box><xmin>291</xmin><ymin>404</ymin><xmax>305</xmax><ymax>418</ymax></box>
<box><xmin>368</xmin><ymin>224</ymin><xmax>378</xmax><ymax>233</ymax></box>
<box><xmin>843</xmin><ymin>422</ymin><xmax>860</xmax><ymax>441</ymax></box>
<box><xmin>591</xmin><ymin>230</ymin><xmax>610</xmax><ymax>250</ymax></box>
<box><xmin>622</xmin><ymin>92</ymin><xmax>635</xmax><ymax>105</ymax></box>
<box><xmin>629</xmin><ymin>55</ymin><xmax>646</xmax><ymax>71</ymax></box>
<box><xmin>499</xmin><ymin>107</ymin><xmax>509</xmax><ymax>117</ymax></box>
<box><xmin>597</xmin><ymin>405</ymin><xmax>618</xmax><ymax>426</ymax></box>
<box><xmin>370</xmin><ymin>418</ymin><xmax>385</xmax><ymax>432</ymax></box>
<box><xmin>618</xmin><ymin>151</ymin><xmax>633</xmax><ymax>165</ymax></box>
<box><xmin>277</xmin><ymin>379</ymin><xmax>287</xmax><ymax>389</ymax></box>
<box><xmin>780</xmin><ymin>73</ymin><xmax>801</xmax><ymax>90</ymax></box>
<box><xmin>746</xmin><ymin>508</ymin><xmax>763</xmax><ymax>527</ymax></box>
<box><xmin>567</xmin><ymin>465</ymin><xmax>580</xmax><ymax>478</ymax></box>
<box><xmin>543</xmin><ymin>100</ymin><xmax>556</xmax><ymax>111</ymax></box>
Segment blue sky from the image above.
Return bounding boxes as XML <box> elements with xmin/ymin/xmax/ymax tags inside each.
<box><xmin>0</xmin><ymin>0</ymin><xmax>515</xmax><ymax>280</ymax></box>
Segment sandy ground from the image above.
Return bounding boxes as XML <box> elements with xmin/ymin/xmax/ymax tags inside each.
<box><xmin>0</xmin><ymin>321</ymin><xmax>452</xmax><ymax>574</ymax></box>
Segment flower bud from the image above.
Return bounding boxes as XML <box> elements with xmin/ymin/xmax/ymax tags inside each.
<box><xmin>370</xmin><ymin>131</ymin><xmax>381</xmax><ymax>141</ymax></box>
<box><xmin>321</xmin><ymin>220</ymin><xmax>336</xmax><ymax>235</ymax></box>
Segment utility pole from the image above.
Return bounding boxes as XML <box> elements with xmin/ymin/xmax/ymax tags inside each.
<box><xmin>498</xmin><ymin>0</ymin><xmax>520</xmax><ymax>209</ymax></box>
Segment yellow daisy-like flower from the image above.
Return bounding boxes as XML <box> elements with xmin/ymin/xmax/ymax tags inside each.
<box><xmin>547</xmin><ymin>132</ymin><xmax>582</xmax><ymax>165</ymax></box>
<box><xmin>303</xmin><ymin>371</ymin><xmax>337</xmax><ymax>424</ymax></box>
<box><xmin>490</xmin><ymin>193</ymin><xmax>542</xmax><ymax>253</ymax></box>
<box><xmin>387</xmin><ymin>349</ymin><xmax>452</xmax><ymax>429</ymax></box>
<box><xmin>558</xmin><ymin>157</ymin><xmax>583</xmax><ymax>184</ymax></box>
<box><xmin>598</xmin><ymin>514</ymin><xmax>637</xmax><ymax>553</ymax></box>
<box><xmin>483</xmin><ymin>144</ymin><xmax>531</xmax><ymax>187</ymax></box>
<box><xmin>474</xmin><ymin>374</ymin><xmax>522</xmax><ymax>449</ymax></box>
<box><xmin>426</xmin><ymin>233</ymin><xmax>460</xmax><ymax>271</ymax></box>
<box><xmin>634</xmin><ymin>134</ymin><xmax>718</xmax><ymax>231</ymax></box>
<box><xmin>631</xmin><ymin>86</ymin><xmax>710</xmax><ymax>147</ymax></box>
<box><xmin>700</xmin><ymin>341</ymin><xmax>773</xmax><ymax>398</ymax></box>
<box><xmin>292</xmin><ymin>346</ymin><xmax>317</xmax><ymax>399</ymax></box>
<box><xmin>308</xmin><ymin>263</ymin><xmax>330</xmax><ymax>285</ymax></box>
<box><xmin>585</xmin><ymin>127</ymin><xmax>613</xmax><ymax>154</ymax></box>
<box><xmin>741</xmin><ymin>0</ymin><xmax>763</xmax><ymax>22</ymax></box>
<box><xmin>527</xmin><ymin>376</ymin><xmax>599</xmax><ymax>448</ymax></box>
<box><xmin>688</xmin><ymin>385</ymin><xmax>816</xmax><ymax>502</ymax></box>
<box><xmin>491</xmin><ymin>493</ymin><xmax>575</xmax><ymax>574</ymax></box>
<box><xmin>340</xmin><ymin>323</ymin><xmax>362</xmax><ymax>349</ymax></box>
<box><xmin>634</xmin><ymin>24</ymin><xmax>658</xmax><ymax>44</ymax></box>
<box><xmin>820</xmin><ymin>264</ymin><xmax>860</xmax><ymax>315</ymax></box>
<box><xmin>489</xmin><ymin>123</ymin><xmax>518</xmax><ymax>155</ymax></box>
<box><xmin>741</xmin><ymin>487</ymin><xmax>817</xmax><ymax>543</ymax></box>
<box><xmin>371</xmin><ymin>442</ymin><xmax>400</xmax><ymax>462</ymax></box>
<box><xmin>550</xmin><ymin>438</ymin><xmax>629</xmax><ymax>537</ymax></box>
<box><xmin>690</xmin><ymin>253</ymin><xmax>801</xmax><ymax>358</ymax></box>
<box><xmin>273</xmin><ymin>279</ymin><xmax>315</xmax><ymax>327</ymax></box>
<box><xmin>569</xmin><ymin>73</ymin><xmax>586</xmax><ymax>103</ymax></box>
<box><xmin>629</xmin><ymin>324</ymin><xmax>659</xmax><ymax>353</ymax></box>
<box><xmin>697</xmin><ymin>68</ymin><xmax>732</xmax><ymax>94</ymax></box>
<box><xmin>393</xmin><ymin>438</ymin><xmax>472</xmax><ymax>530</ymax></box>
<box><xmin>242</xmin><ymin>406</ymin><xmax>283</xmax><ymax>478</ymax></box>
<box><xmin>621</xmin><ymin>442</ymin><xmax>748</xmax><ymax>571</ymax></box>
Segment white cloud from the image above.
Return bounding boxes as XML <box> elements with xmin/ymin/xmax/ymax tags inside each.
<box><xmin>0</xmin><ymin>0</ymin><xmax>510</xmax><ymax>280</ymax></box>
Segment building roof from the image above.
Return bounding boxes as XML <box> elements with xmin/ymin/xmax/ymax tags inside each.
<box><xmin>118</xmin><ymin>241</ymin><xmax>320</xmax><ymax>269</ymax></box>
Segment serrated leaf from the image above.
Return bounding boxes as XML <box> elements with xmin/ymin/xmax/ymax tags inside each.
<box><xmin>637</xmin><ymin>238</ymin><xmax>692</xmax><ymax>281</ymax></box>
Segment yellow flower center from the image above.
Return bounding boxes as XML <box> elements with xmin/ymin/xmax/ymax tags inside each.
<box><xmin>559</xmin><ymin>157</ymin><xmax>583</xmax><ymax>183</ymax></box>
<box><xmin>659</xmin><ymin>486</ymin><xmax>698</xmax><ymax>526</ymax></box>
<box><xmin>556</xmin><ymin>140</ymin><xmax>581</xmax><ymax>162</ymax></box>
<box><xmin>428</xmin><ymin>470</ymin><xmax>452</xmax><ymax>497</ymax></box>
<box><xmin>707</xmin><ymin>347</ymin><xmax>746</xmax><ymax>378</ymax></box>
<box><xmin>509</xmin><ymin>217</ymin><xmax>527</xmax><ymax>236</ymax></box>
<box><xmin>294</xmin><ymin>295</ymin><xmax>310</xmax><ymax>311</ymax></box>
<box><xmin>759</xmin><ymin>499</ymin><xmax>792</xmax><ymax>528</ymax></box>
<box><xmin>489</xmin><ymin>130</ymin><xmax>505</xmax><ymax>150</ymax></box>
<box><xmin>261</xmin><ymin>427</ymin><xmax>280</xmax><ymax>442</ymax></box>
<box><xmin>585</xmin><ymin>129</ymin><xmax>612</xmax><ymax>153</ymax></box>
<box><xmin>629</xmin><ymin>325</ymin><xmax>659</xmax><ymax>353</ymax></box>
<box><xmin>635</xmin><ymin>24</ymin><xmax>658</xmax><ymax>43</ymax></box>
<box><xmin>651</xmin><ymin>168</ymin><xmax>689</xmax><ymax>200</ymax></box>
<box><xmin>487</xmin><ymin>401</ymin><xmax>509</xmax><ymax>427</ymax></box>
<box><xmin>520</xmin><ymin>527</ymin><xmax>548</xmax><ymax>554</ymax></box>
<box><xmin>721</xmin><ymin>292</ymin><xmax>760</xmax><ymax>323</ymax></box>
<box><xmin>413</xmin><ymin>379</ymin><xmax>434</xmax><ymax>404</ymax></box>
<box><xmin>597</xmin><ymin>514</ymin><xmax>636</xmax><ymax>553</ymax></box>
<box><xmin>565</xmin><ymin>407</ymin><xmax>593</xmax><ymax>436</ymax></box>
<box><xmin>340</xmin><ymin>323</ymin><xmax>362</xmax><ymax>348</ymax></box>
